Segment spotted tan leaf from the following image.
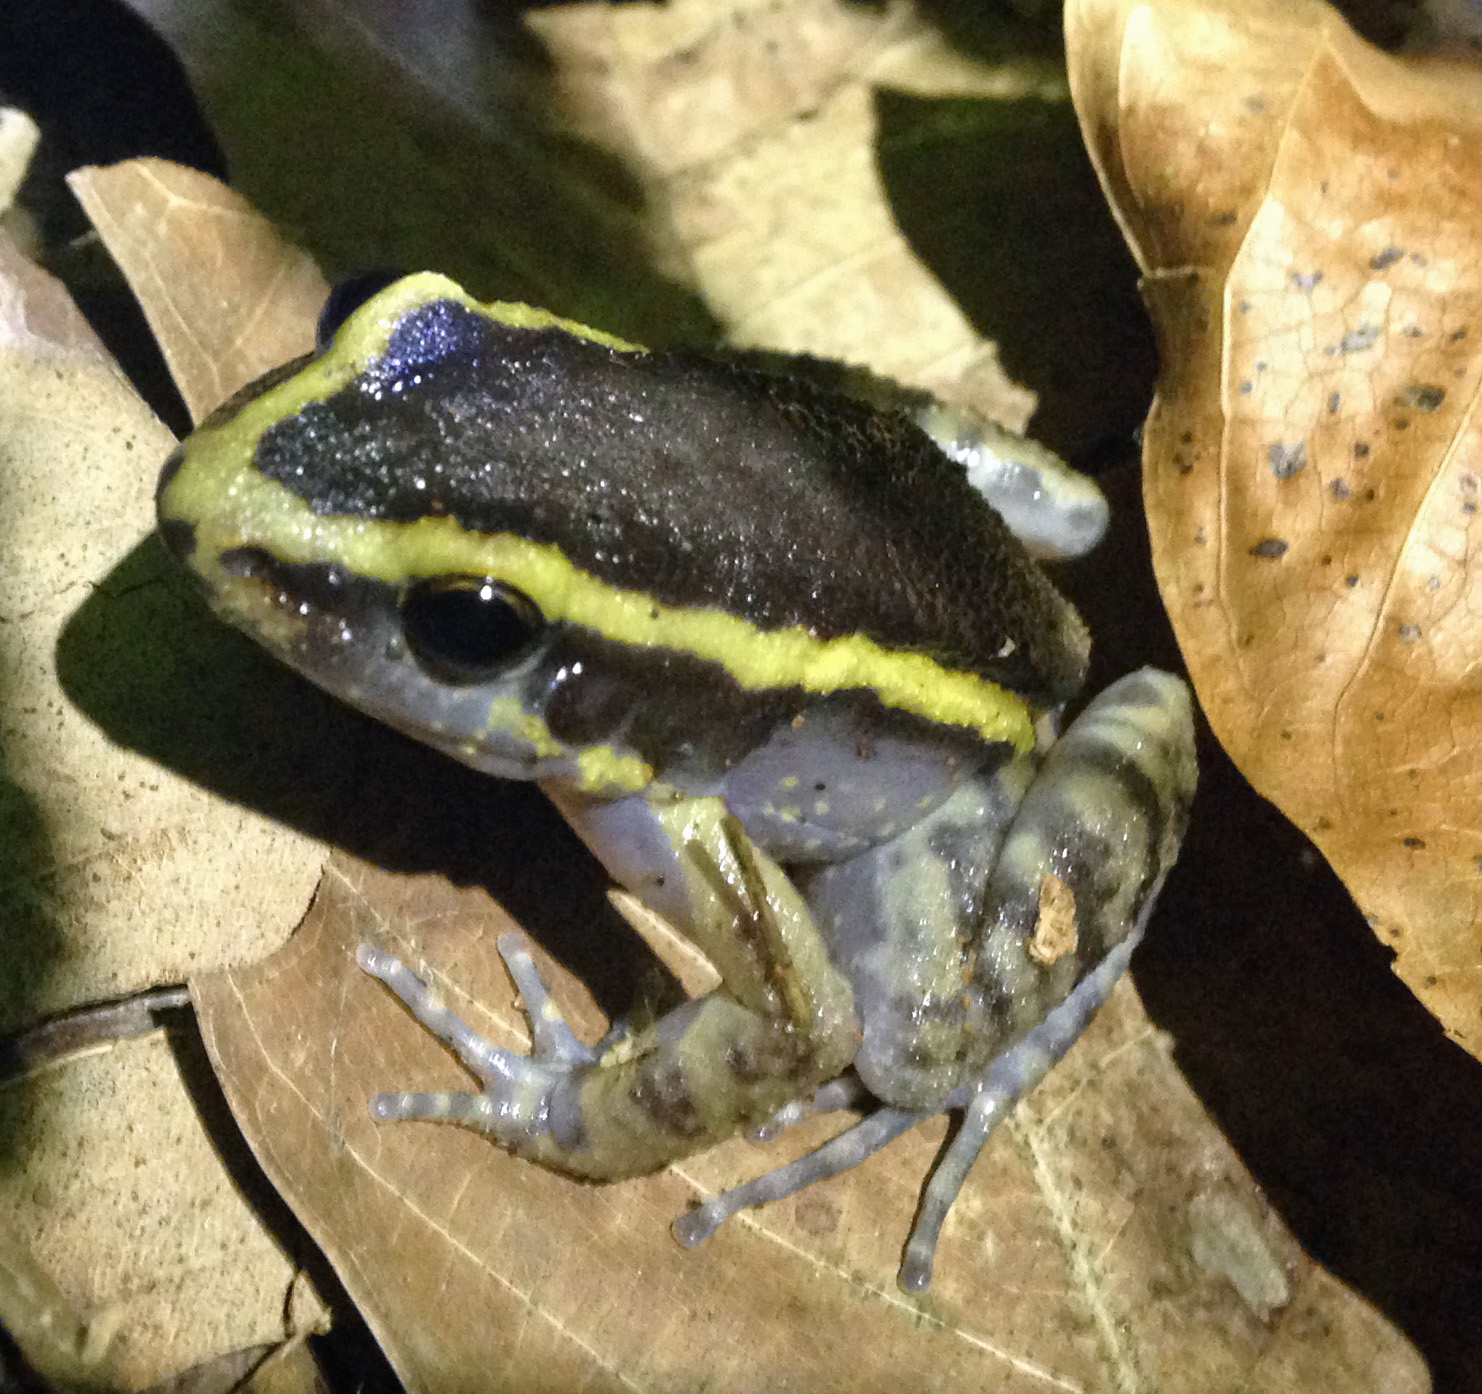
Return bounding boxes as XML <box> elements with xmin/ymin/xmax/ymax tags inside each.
<box><xmin>1067</xmin><ymin>0</ymin><xmax>1482</xmax><ymax>1056</ymax></box>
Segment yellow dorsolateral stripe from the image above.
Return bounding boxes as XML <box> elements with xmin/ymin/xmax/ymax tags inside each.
<box><xmin>164</xmin><ymin>272</ymin><xmax>1034</xmax><ymax>752</ymax></box>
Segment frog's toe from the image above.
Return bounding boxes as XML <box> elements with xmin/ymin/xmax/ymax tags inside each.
<box><xmin>674</xmin><ymin>1107</ymin><xmax>922</xmax><ymax>1248</ymax></box>
<box><xmin>357</xmin><ymin>939</ymin><xmax>590</xmax><ymax>1147</ymax></box>
<box><xmin>369</xmin><ymin>1088</ymin><xmax>500</xmax><ymax>1125</ymax></box>
<box><xmin>747</xmin><ymin>1074</ymin><xmax>868</xmax><ymax>1143</ymax></box>
<box><xmin>495</xmin><ymin>933</ymin><xmax>600</xmax><ymax>1066</ymax></box>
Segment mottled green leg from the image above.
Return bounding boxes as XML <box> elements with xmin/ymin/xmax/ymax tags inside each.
<box><xmin>360</xmin><ymin>797</ymin><xmax>861</xmax><ymax>1178</ymax></box>
<box><xmin>674</xmin><ymin>669</ymin><xmax>1196</xmax><ymax>1291</ymax></box>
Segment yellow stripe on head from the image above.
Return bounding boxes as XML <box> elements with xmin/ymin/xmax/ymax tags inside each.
<box><xmin>162</xmin><ymin>274</ymin><xmax>1035</xmax><ymax>753</ymax></box>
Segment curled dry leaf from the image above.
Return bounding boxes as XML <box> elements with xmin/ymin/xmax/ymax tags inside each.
<box><xmin>1067</xmin><ymin>0</ymin><xmax>1482</xmax><ymax>1056</ymax></box>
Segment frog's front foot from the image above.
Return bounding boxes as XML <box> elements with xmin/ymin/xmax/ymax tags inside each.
<box><xmin>357</xmin><ymin>936</ymin><xmax>597</xmax><ymax>1149</ymax></box>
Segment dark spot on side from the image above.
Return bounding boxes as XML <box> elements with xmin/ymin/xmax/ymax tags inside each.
<box><xmin>631</xmin><ymin>1057</ymin><xmax>705</xmax><ymax>1139</ymax></box>
<box><xmin>1369</xmin><ymin>246</ymin><xmax>1404</xmax><ymax>270</ymax></box>
<box><xmin>1403</xmin><ymin>837</ymin><xmax>1425</xmax><ymax>849</ymax></box>
<box><xmin>1397</xmin><ymin>385</ymin><xmax>1446</xmax><ymax>412</ymax></box>
<box><xmin>1354</xmin><ymin>442</ymin><xmax>1371</xmax><ymax>458</ymax></box>
<box><xmin>1402</xmin><ymin>325</ymin><xmax>1426</xmax><ymax>339</ymax></box>
<box><xmin>1346</xmin><ymin>575</ymin><xmax>1360</xmax><ymax>587</ymax></box>
<box><xmin>1450</xmin><ymin>327</ymin><xmax>1468</xmax><ymax>342</ymax></box>
<box><xmin>1210</xmin><ymin>210</ymin><xmax>1238</xmax><ymax>227</ymax></box>
<box><xmin>1329</xmin><ymin>479</ymin><xmax>1351</xmax><ymax>499</ymax></box>
<box><xmin>1291</xmin><ymin>270</ymin><xmax>1323</xmax><ymax>291</ymax></box>
<box><xmin>1250</xmin><ymin>538</ymin><xmax>1288</xmax><ymax>559</ymax></box>
<box><xmin>1327</xmin><ymin>392</ymin><xmax>1342</xmax><ymax>413</ymax></box>
<box><xmin>1268</xmin><ymin>441</ymin><xmax>1307</xmax><ymax>479</ymax></box>
<box><xmin>1239</xmin><ymin>380</ymin><xmax>1254</xmax><ymax>394</ymax></box>
<box><xmin>1398</xmin><ymin>623</ymin><xmax>1421</xmax><ymax>643</ymax></box>
<box><xmin>1411</xmin><ymin>251</ymin><xmax>1428</xmax><ymax>265</ymax></box>
<box><xmin>723</xmin><ymin>1041</ymin><xmax>769</xmax><ymax>1086</ymax></box>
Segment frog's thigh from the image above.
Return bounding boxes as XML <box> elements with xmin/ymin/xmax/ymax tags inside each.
<box><xmin>889</xmin><ymin>669</ymin><xmax>1196</xmax><ymax>1286</ymax></box>
<box><xmin>970</xmin><ymin>665</ymin><xmax>1196</xmax><ymax>1021</ymax></box>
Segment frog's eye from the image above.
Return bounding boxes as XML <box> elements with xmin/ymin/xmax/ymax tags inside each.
<box><xmin>401</xmin><ymin>577</ymin><xmax>545</xmax><ymax>684</ymax></box>
<box><xmin>317</xmin><ymin>270</ymin><xmax>407</xmax><ymax>350</ymax></box>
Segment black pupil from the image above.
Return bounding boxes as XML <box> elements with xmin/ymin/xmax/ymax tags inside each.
<box><xmin>402</xmin><ymin>578</ymin><xmax>543</xmax><ymax>683</ymax></box>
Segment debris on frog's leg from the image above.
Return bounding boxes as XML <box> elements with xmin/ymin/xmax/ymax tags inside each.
<box><xmin>672</xmin><ymin>1107</ymin><xmax>924</xmax><ymax>1251</ymax></box>
<box><xmin>898</xmin><ymin>927</ymin><xmax>1141</xmax><ymax>1292</ymax></box>
<box><xmin>747</xmin><ymin>1074</ymin><xmax>869</xmax><ymax>1143</ymax></box>
<box><xmin>1027</xmin><ymin>872</ymin><xmax>1078</xmax><ymax>965</ymax></box>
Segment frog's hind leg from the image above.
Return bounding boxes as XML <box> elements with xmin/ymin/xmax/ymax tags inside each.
<box><xmin>669</xmin><ymin>924</ymin><xmax>1138</xmax><ymax>1292</ymax></box>
<box><xmin>672</xmin><ymin>1105</ymin><xmax>924</xmax><ymax>1251</ymax></box>
<box><xmin>899</xmin><ymin>924</ymin><xmax>1140</xmax><ymax>1290</ymax></box>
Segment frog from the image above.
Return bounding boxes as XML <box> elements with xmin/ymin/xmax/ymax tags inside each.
<box><xmin>156</xmin><ymin>272</ymin><xmax>1197</xmax><ymax>1292</ymax></box>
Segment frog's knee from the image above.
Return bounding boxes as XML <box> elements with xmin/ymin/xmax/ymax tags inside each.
<box><xmin>995</xmin><ymin>666</ymin><xmax>1197</xmax><ymax>950</ymax></box>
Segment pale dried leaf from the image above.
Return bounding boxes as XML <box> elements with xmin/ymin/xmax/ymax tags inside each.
<box><xmin>527</xmin><ymin>0</ymin><xmax>1041</xmax><ymax>427</ymax></box>
<box><xmin>69</xmin><ymin>158</ymin><xmax>326</xmax><ymax>420</ymax></box>
<box><xmin>4</xmin><ymin>1034</ymin><xmax>326</xmax><ymax>1389</ymax></box>
<box><xmin>1067</xmin><ymin>0</ymin><xmax>1482</xmax><ymax>1056</ymax></box>
<box><xmin>0</xmin><ymin>232</ymin><xmax>320</xmax><ymax>1026</ymax></box>
<box><xmin>194</xmin><ymin>857</ymin><xmax>1424</xmax><ymax>1394</ymax></box>
<box><xmin>0</xmin><ymin>224</ymin><xmax>331</xmax><ymax>1381</ymax></box>
<box><xmin>0</xmin><ymin>108</ymin><xmax>39</xmax><ymax>213</ymax></box>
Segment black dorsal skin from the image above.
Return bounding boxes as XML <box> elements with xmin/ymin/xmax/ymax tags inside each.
<box><xmin>249</xmin><ymin>299</ymin><xmax>1090</xmax><ymax>710</ymax></box>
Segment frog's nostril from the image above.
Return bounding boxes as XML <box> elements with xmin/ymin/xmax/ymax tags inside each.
<box><xmin>156</xmin><ymin>443</ymin><xmax>187</xmax><ymax>500</ymax></box>
<box><xmin>157</xmin><ymin>516</ymin><xmax>197</xmax><ymax>561</ymax></box>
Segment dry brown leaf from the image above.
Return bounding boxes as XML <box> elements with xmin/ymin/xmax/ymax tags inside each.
<box><xmin>1067</xmin><ymin>0</ymin><xmax>1482</xmax><ymax>1057</ymax></box>
<box><xmin>38</xmin><ymin>0</ymin><xmax>1446</xmax><ymax>1383</ymax></box>
<box><xmin>69</xmin><ymin>158</ymin><xmax>327</xmax><ymax>420</ymax></box>
<box><xmin>194</xmin><ymin>856</ymin><xmax>1421</xmax><ymax>1394</ymax></box>
<box><xmin>0</xmin><ymin>196</ymin><xmax>331</xmax><ymax>1381</ymax></box>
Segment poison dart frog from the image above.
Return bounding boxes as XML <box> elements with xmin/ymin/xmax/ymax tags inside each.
<box><xmin>157</xmin><ymin>273</ymin><xmax>1196</xmax><ymax>1291</ymax></box>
